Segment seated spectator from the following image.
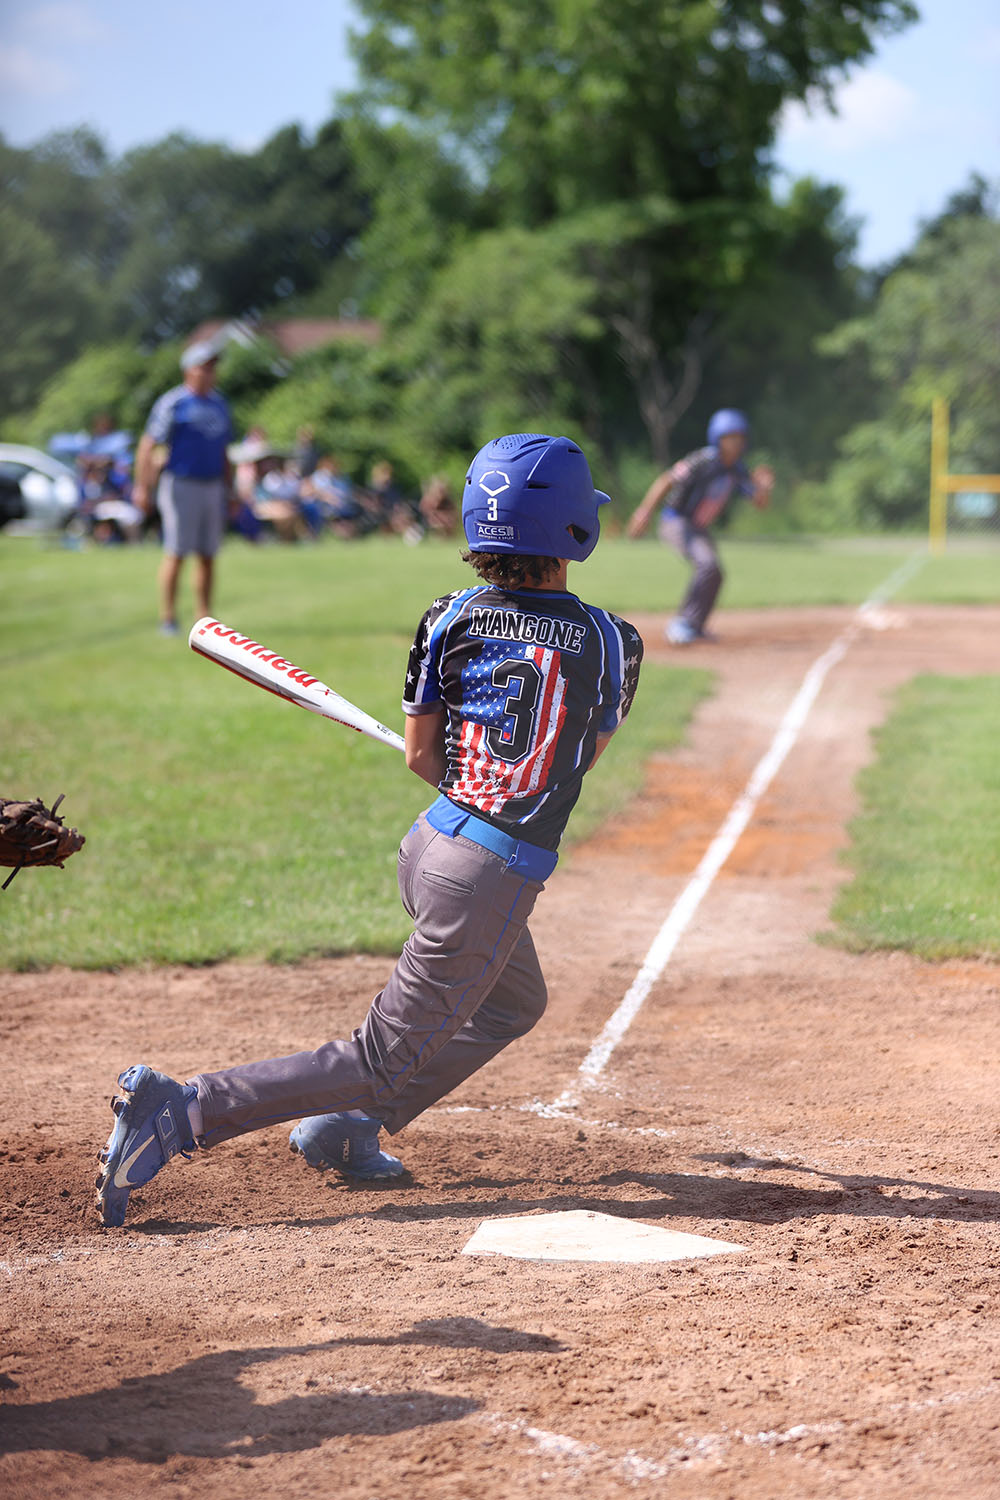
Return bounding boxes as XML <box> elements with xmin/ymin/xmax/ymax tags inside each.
<box><xmin>75</xmin><ymin>454</ymin><xmax>141</xmax><ymax>542</ymax></box>
<box><xmin>364</xmin><ymin>460</ymin><xmax>422</xmax><ymax>541</ymax></box>
<box><xmin>227</xmin><ymin>435</ymin><xmax>302</xmax><ymax>542</ymax></box>
<box><xmin>91</xmin><ymin>495</ymin><xmax>144</xmax><ymax>545</ymax></box>
<box><xmin>230</xmin><ymin>431</ymin><xmax>271</xmax><ymax>508</ymax></box>
<box><xmin>419</xmin><ymin>475</ymin><xmax>458</xmax><ymax>537</ymax></box>
<box><xmin>292</xmin><ymin>424</ymin><xmax>320</xmax><ymax>480</ymax></box>
<box><xmin>300</xmin><ymin>454</ymin><xmax>365</xmax><ymax>538</ymax></box>
<box><xmin>254</xmin><ymin>456</ymin><xmax>310</xmax><ymax>542</ymax></box>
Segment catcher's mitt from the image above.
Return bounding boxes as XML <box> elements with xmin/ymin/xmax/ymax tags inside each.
<box><xmin>0</xmin><ymin>794</ymin><xmax>86</xmax><ymax>890</ymax></box>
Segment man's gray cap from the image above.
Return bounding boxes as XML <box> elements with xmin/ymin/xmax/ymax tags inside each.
<box><xmin>180</xmin><ymin>340</ymin><xmax>220</xmax><ymax>371</ymax></box>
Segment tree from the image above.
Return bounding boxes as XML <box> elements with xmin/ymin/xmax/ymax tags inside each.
<box><xmin>108</xmin><ymin>124</ymin><xmax>370</xmax><ymax>341</ymax></box>
<box><xmin>0</xmin><ymin>206</ymin><xmax>101</xmax><ymax>423</ymax></box>
<box><xmin>696</xmin><ymin>178</ymin><xmax>871</xmax><ymax>483</ymax></box>
<box><xmin>820</xmin><ymin>205</ymin><xmax>1000</xmax><ymax>526</ymax></box>
<box><xmin>392</xmin><ymin>218</ymin><xmax>605</xmax><ymax>465</ymax></box>
<box><xmin>0</xmin><ymin>128</ymin><xmax>119</xmax><ymax>283</ymax></box>
<box><xmin>346</xmin><ymin>0</ymin><xmax>916</xmax><ymax>462</ymax></box>
<box><xmin>0</xmin><ymin>129</ymin><xmax>116</xmax><ymax>416</ymax></box>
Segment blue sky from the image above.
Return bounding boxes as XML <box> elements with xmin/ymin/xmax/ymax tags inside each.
<box><xmin>0</xmin><ymin>0</ymin><xmax>996</xmax><ymax>266</ymax></box>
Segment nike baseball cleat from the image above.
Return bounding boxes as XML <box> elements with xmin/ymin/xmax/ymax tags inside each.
<box><xmin>96</xmin><ymin>1065</ymin><xmax>198</xmax><ymax>1227</ymax></box>
<box><xmin>289</xmin><ymin>1113</ymin><xmax>406</xmax><ymax>1180</ymax></box>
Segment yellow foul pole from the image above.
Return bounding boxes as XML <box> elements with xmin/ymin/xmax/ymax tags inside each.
<box><xmin>929</xmin><ymin>397</ymin><xmax>949</xmax><ymax>554</ymax></box>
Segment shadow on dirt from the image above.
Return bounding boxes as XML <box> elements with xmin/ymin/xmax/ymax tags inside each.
<box><xmin>0</xmin><ymin>1328</ymin><xmax>494</xmax><ymax>1462</ymax></box>
<box><xmin>96</xmin><ymin>1158</ymin><xmax>1000</xmax><ymax>1237</ymax></box>
<box><xmin>693</xmin><ymin>1152</ymin><xmax>1000</xmax><ymax>1222</ymax></box>
<box><xmin>269</xmin><ymin>1164</ymin><xmax>1000</xmax><ymax>1229</ymax></box>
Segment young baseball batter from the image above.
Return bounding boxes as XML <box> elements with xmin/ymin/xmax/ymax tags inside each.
<box><xmin>96</xmin><ymin>432</ymin><xmax>643</xmax><ymax>1227</ymax></box>
<box><xmin>626</xmin><ymin>409</ymin><xmax>774</xmax><ymax>644</ymax></box>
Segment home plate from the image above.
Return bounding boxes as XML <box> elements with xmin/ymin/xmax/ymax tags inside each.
<box><xmin>462</xmin><ymin>1210</ymin><xmax>746</xmax><ymax>1263</ymax></box>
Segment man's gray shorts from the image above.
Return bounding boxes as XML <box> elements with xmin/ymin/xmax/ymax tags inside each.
<box><xmin>158</xmin><ymin>473</ymin><xmax>225</xmax><ymax>557</ymax></box>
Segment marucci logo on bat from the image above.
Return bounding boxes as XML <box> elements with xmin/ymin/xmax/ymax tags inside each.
<box><xmin>189</xmin><ymin>615</ymin><xmax>407</xmax><ymax>753</ymax></box>
<box><xmin>194</xmin><ymin>620</ymin><xmax>319</xmax><ymax>687</ymax></box>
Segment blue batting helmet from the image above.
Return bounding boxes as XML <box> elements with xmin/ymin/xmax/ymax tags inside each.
<box><xmin>707</xmin><ymin>409</ymin><xmax>750</xmax><ymax>447</ymax></box>
<box><xmin>463</xmin><ymin>433</ymin><xmax>610</xmax><ymax>561</ymax></box>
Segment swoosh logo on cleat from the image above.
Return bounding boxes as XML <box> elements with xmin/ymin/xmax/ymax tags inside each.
<box><xmin>112</xmin><ymin>1135</ymin><xmax>155</xmax><ymax>1189</ymax></box>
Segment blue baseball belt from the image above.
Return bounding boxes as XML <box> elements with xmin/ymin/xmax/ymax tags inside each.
<box><xmin>425</xmin><ymin>794</ymin><xmax>558</xmax><ymax>883</ymax></box>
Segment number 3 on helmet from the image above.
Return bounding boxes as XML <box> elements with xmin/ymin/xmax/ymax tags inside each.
<box><xmin>462</xmin><ymin>433</ymin><xmax>610</xmax><ymax>562</ymax></box>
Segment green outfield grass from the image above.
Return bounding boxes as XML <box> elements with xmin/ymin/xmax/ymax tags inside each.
<box><xmin>0</xmin><ymin>534</ymin><xmax>710</xmax><ymax>969</ymax></box>
<box><xmin>830</xmin><ymin>674</ymin><xmax>1000</xmax><ymax>960</ymax></box>
<box><xmin>609</xmin><ymin>535</ymin><xmax>1000</xmax><ymax>611</ymax></box>
<box><xmin>2</xmin><ymin>532</ymin><xmax>995</xmax><ymax>969</ymax></box>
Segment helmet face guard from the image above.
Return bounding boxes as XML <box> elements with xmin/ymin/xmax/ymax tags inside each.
<box><xmin>463</xmin><ymin>433</ymin><xmax>610</xmax><ymax>562</ymax></box>
<box><xmin>707</xmin><ymin>409</ymin><xmax>750</xmax><ymax>448</ymax></box>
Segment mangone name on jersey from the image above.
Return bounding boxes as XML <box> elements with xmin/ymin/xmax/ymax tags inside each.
<box><xmin>403</xmin><ymin>585</ymin><xmax>642</xmax><ymax>852</ymax></box>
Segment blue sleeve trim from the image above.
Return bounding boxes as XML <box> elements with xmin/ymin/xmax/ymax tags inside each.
<box><xmin>583</xmin><ymin>604</ymin><xmax>625</xmax><ymax>733</ymax></box>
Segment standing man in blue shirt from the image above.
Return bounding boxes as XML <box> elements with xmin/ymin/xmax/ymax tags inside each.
<box><xmin>627</xmin><ymin>409</ymin><xmax>774</xmax><ymax>644</ymax></box>
<box><xmin>133</xmin><ymin>342</ymin><xmax>234</xmax><ymax>636</ymax></box>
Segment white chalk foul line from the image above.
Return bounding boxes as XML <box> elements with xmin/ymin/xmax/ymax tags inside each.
<box><xmin>554</xmin><ymin>552</ymin><xmax>925</xmax><ymax>1110</ymax></box>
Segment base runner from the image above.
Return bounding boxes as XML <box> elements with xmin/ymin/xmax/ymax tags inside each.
<box><xmin>96</xmin><ymin>432</ymin><xmax>643</xmax><ymax>1227</ymax></box>
<box><xmin>627</xmin><ymin>408</ymin><xmax>774</xmax><ymax>644</ymax></box>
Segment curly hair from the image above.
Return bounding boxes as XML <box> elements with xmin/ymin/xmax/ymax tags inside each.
<box><xmin>460</xmin><ymin>550</ymin><xmax>561</xmax><ymax>589</ymax></box>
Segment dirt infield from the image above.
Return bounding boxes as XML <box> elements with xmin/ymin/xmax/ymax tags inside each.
<box><xmin>2</xmin><ymin>603</ymin><xmax>999</xmax><ymax>1499</ymax></box>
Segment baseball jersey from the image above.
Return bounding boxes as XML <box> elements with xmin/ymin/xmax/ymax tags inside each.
<box><xmin>662</xmin><ymin>446</ymin><xmax>754</xmax><ymax>529</ymax></box>
<box><xmin>145</xmin><ymin>385</ymin><xmax>233</xmax><ymax>480</ymax></box>
<box><xmin>403</xmin><ymin>585</ymin><xmax>643</xmax><ymax>851</ymax></box>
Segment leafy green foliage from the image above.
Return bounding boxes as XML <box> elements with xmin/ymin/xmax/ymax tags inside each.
<box><xmin>0</xmin><ymin>206</ymin><xmax>101</xmax><ymax>422</ymax></box>
<box><xmin>108</xmin><ymin>123</ymin><xmax>369</xmax><ymax>341</ymax></box>
<box><xmin>347</xmin><ymin>0</ymin><xmax>916</xmax><ymax>461</ymax></box>
<box><xmin>819</xmin><ymin>203</ymin><xmax>1000</xmax><ymax>526</ymax></box>
<box><xmin>17</xmin><ymin>341</ymin><xmax>178</xmax><ymax>448</ymax></box>
<box><xmin>0</xmin><ymin>120</ymin><xmax>369</xmax><ymax>417</ymax></box>
<box><xmin>2</xmin><ymin>0</ymin><xmax>952</xmax><ymax>510</ymax></box>
<box><xmin>350</xmin><ymin>0</ymin><xmax>916</xmax><ymax>219</ymax></box>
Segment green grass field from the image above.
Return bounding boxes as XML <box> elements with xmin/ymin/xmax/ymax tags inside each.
<box><xmin>594</xmin><ymin>534</ymin><xmax>1000</xmax><ymax>611</ymax></box>
<box><xmin>0</xmin><ymin>534</ymin><xmax>712</xmax><ymax>969</ymax></box>
<box><xmin>830</xmin><ymin>674</ymin><xmax>1000</xmax><ymax>960</ymax></box>
<box><xmin>2</xmin><ymin>532</ymin><xmax>996</xmax><ymax>969</ymax></box>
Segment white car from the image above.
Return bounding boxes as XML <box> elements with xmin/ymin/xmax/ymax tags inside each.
<box><xmin>0</xmin><ymin>444</ymin><xmax>80</xmax><ymax>532</ymax></box>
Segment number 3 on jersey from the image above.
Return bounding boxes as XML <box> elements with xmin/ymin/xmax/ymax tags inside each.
<box><xmin>485</xmin><ymin>658</ymin><xmax>542</xmax><ymax>760</ymax></box>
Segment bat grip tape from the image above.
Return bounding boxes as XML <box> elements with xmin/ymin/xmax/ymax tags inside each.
<box><xmin>425</xmin><ymin>795</ymin><xmax>558</xmax><ymax>883</ymax></box>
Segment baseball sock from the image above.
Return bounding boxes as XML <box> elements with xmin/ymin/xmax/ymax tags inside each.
<box><xmin>182</xmin><ymin>1098</ymin><xmax>374</xmax><ymax>1139</ymax></box>
<box><xmin>185</xmin><ymin>1089</ymin><xmax>204</xmax><ymax>1140</ymax></box>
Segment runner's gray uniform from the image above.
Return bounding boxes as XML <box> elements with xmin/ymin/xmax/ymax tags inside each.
<box><xmin>658</xmin><ymin>446</ymin><xmax>754</xmax><ymax>633</ymax></box>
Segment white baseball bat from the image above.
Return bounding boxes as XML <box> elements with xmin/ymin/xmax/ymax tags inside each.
<box><xmin>188</xmin><ymin>617</ymin><xmax>406</xmax><ymax>753</ymax></box>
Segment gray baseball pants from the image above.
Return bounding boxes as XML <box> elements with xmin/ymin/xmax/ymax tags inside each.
<box><xmin>158</xmin><ymin>473</ymin><xmax>226</xmax><ymax>557</ymax></box>
<box><xmin>659</xmin><ymin>510</ymin><xmax>723</xmax><ymax>631</ymax></box>
<box><xmin>192</xmin><ymin>810</ymin><xmax>548</xmax><ymax>1147</ymax></box>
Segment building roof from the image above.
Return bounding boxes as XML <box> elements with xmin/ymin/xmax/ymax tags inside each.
<box><xmin>188</xmin><ymin>316</ymin><xmax>381</xmax><ymax>358</ymax></box>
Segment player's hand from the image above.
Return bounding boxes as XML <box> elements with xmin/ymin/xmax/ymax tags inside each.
<box><xmin>751</xmin><ymin>465</ymin><xmax>774</xmax><ymax>508</ymax></box>
<box><xmin>132</xmin><ymin>483</ymin><xmax>150</xmax><ymax>513</ymax></box>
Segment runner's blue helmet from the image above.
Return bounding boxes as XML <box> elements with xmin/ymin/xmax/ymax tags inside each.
<box><xmin>463</xmin><ymin>433</ymin><xmax>610</xmax><ymax>561</ymax></box>
<box><xmin>707</xmin><ymin>409</ymin><xmax>750</xmax><ymax>447</ymax></box>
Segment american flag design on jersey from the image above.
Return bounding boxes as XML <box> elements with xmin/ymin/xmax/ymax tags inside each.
<box><xmin>403</xmin><ymin>585</ymin><xmax>642</xmax><ymax>852</ymax></box>
<box><xmin>453</xmin><ymin>637</ymin><xmax>568</xmax><ymax>815</ymax></box>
